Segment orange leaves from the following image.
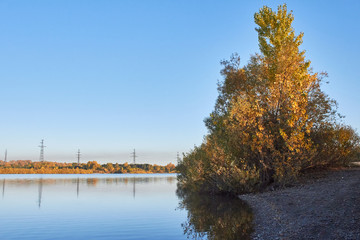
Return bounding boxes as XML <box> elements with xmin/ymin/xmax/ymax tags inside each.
<box><xmin>177</xmin><ymin>4</ymin><xmax>359</xmax><ymax>195</ymax></box>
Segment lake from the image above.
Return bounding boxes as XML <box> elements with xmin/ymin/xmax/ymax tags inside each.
<box><xmin>0</xmin><ymin>174</ymin><xmax>253</xmax><ymax>240</ymax></box>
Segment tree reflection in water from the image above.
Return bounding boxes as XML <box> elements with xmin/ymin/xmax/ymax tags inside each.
<box><xmin>177</xmin><ymin>188</ymin><xmax>254</xmax><ymax>240</ymax></box>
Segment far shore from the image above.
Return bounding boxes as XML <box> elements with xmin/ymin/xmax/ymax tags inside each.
<box><xmin>0</xmin><ymin>172</ymin><xmax>177</xmax><ymax>174</ymax></box>
<box><xmin>240</xmin><ymin>166</ymin><xmax>360</xmax><ymax>239</ymax></box>
<box><xmin>0</xmin><ymin>160</ymin><xmax>177</xmax><ymax>174</ymax></box>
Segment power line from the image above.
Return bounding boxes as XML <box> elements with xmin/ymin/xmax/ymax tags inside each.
<box><xmin>38</xmin><ymin>139</ymin><xmax>46</xmax><ymax>162</ymax></box>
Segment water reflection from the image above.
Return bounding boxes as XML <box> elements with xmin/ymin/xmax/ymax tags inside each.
<box><xmin>2</xmin><ymin>179</ymin><xmax>5</xmax><ymax>199</ymax></box>
<box><xmin>76</xmin><ymin>177</ymin><xmax>79</xmax><ymax>198</ymax></box>
<box><xmin>177</xmin><ymin>188</ymin><xmax>254</xmax><ymax>240</ymax></box>
<box><xmin>38</xmin><ymin>178</ymin><xmax>43</xmax><ymax>208</ymax></box>
<box><xmin>0</xmin><ymin>174</ymin><xmax>186</xmax><ymax>240</ymax></box>
<box><xmin>86</xmin><ymin>178</ymin><xmax>98</xmax><ymax>186</ymax></box>
<box><xmin>0</xmin><ymin>175</ymin><xmax>176</xmax><ymax>208</ymax></box>
<box><xmin>133</xmin><ymin>176</ymin><xmax>136</xmax><ymax>199</ymax></box>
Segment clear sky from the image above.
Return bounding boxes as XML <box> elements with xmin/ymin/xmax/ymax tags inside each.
<box><xmin>1</xmin><ymin>0</ymin><xmax>359</xmax><ymax>164</ymax></box>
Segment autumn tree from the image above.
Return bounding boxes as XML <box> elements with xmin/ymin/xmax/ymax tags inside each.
<box><xmin>104</xmin><ymin>163</ymin><xmax>114</xmax><ymax>173</ymax></box>
<box><xmin>178</xmin><ymin>4</ymin><xmax>359</xmax><ymax>195</ymax></box>
<box><xmin>86</xmin><ymin>161</ymin><xmax>101</xmax><ymax>171</ymax></box>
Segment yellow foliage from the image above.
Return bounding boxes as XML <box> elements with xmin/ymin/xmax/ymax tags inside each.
<box><xmin>177</xmin><ymin>4</ymin><xmax>359</xmax><ymax>194</ymax></box>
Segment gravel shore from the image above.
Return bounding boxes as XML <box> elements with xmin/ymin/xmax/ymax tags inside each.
<box><xmin>240</xmin><ymin>167</ymin><xmax>360</xmax><ymax>240</ymax></box>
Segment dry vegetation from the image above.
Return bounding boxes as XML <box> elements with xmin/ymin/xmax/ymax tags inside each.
<box><xmin>0</xmin><ymin>160</ymin><xmax>177</xmax><ymax>174</ymax></box>
<box><xmin>177</xmin><ymin>5</ymin><xmax>359</xmax><ymax>195</ymax></box>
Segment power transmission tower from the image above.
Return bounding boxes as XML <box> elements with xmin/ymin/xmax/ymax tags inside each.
<box><xmin>131</xmin><ymin>149</ymin><xmax>137</xmax><ymax>164</ymax></box>
<box><xmin>77</xmin><ymin>149</ymin><xmax>81</xmax><ymax>165</ymax></box>
<box><xmin>38</xmin><ymin>139</ymin><xmax>46</xmax><ymax>162</ymax></box>
<box><xmin>4</xmin><ymin>149</ymin><xmax>7</xmax><ymax>163</ymax></box>
<box><xmin>177</xmin><ymin>152</ymin><xmax>181</xmax><ymax>163</ymax></box>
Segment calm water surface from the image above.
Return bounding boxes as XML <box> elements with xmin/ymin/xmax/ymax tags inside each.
<box><xmin>0</xmin><ymin>174</ymin><xmax>253</xmax><ymax>239</ymax></box>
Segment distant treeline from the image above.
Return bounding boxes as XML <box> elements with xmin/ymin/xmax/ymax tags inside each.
<box><xmin>0</xmin><ymin>160</ymin><xmax>177</xmax><ymax>174</ymax></box>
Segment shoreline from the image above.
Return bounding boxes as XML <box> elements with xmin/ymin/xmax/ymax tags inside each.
<box><xmin>0</xmin><ymin>171</ymin><xmax>177</xmax><ymax>175</ymax></box>
<box><xmin>0</xmin><ymin>160</ymin><xmax>177</xmax><ymax>174</ymax></box>
<box><xmin>240</xmin><ymin>167</ymin><xmax>360</xmax><ymax>239</ymax></box>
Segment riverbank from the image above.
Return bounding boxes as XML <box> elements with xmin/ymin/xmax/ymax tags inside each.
<box><xmin>240</xmin><ymin>167</ymin><xmax>360</xmax><ymax>239</ymax></box>
<box><xmin>0</xmin><ymin>160</ymin><xmax>177</xmax><ymax>174</ymax></box>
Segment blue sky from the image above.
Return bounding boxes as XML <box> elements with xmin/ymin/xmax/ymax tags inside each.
<box><xmin>1</xmin><ymin>0</ymin><xmax>359</xmax><ymax>164</ymax></box>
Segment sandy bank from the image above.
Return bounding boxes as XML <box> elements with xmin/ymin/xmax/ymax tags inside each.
<box><xmin>240</xmin><ymin>168</ymin><xmax>360</xmax><ymax>240</ymax></box>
